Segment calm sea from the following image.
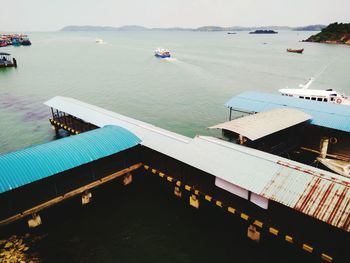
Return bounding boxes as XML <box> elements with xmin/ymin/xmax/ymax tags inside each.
<box><xmin>0</xmin><ymin>30</ymin><xmax>349</xmax><ymax>262</ymax></box>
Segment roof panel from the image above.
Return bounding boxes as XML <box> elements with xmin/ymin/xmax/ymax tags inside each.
<box><xmin>225</xmin><ymin>91</ymin><xmax>350</xmax><ymax>132</ymax></box>
<box><xmin>261</xmin><ymin>162</ymin><xmax>350</xmax><ymax>232</ymax></box>
<box><xmin>0</xmin><ymin>125</ymin><xmax>141</xmax><ymax>194</ymax></box>
<box><xmin>209</xmin><ymin>108</ymin><xmax>311</xmax><ymax>140</ymax></box>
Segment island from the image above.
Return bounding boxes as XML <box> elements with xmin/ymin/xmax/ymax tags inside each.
<box><xmin>304</xmin><ymin>22</ymin><xmax>350</xmax><ymax>45</ymax></box>
<box><xmin>249</xmin><ymin>30</ymin><xmax>278</xmax><ymax>34</ymax></box>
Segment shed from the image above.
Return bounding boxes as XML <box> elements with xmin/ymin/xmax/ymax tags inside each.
<box><xmin>209</xmin><ymin>108</ymin><xmax>311</xmax><ymax>141</ymax></box>
<box><xmin>0</xmin><ymin>125</ymin><xmax>141</xmax><ymax>194</ymax></box>
<box><xmin>225</xmin><ymin>91</ymin><xmax>350</xmax><ymax>132</ymax></box>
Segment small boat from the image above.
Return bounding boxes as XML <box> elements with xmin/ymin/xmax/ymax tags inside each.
<box><xmin>95</xmin><ymin>38</ymin><xmax>104</xmax><ymax>44</ymax></box>
<box><xmin>279</xmin><ymin>77</ymin><xmax>350</xmax><ymax>105</ymax></box>
<box><xmin>12</xmin><ymin>38</ymin><xmax>21</xmax><ymax>46</ymax></box>
<box><xmin>287</xmin><ymin>48</ymin><xmax>304</xmax><ymax>53</ymax></box>
<box><xmin>0</xmin><ymin>52</ymin><xmax>17</xmax><ymax>68</ymax></box>
<box><xmin>227</xmin><ymin>32</ymin><xmax>236</xmax><ymax>34</ymax></box>
<box><xmin>20</xmin><ymin>37</ymin><xmax>31</xmax><ymax>46</ymax></box>
<box><xmin>155</xmin><ymin>48</ymin><xmax>171</xmax><ymax>58</ymax></box>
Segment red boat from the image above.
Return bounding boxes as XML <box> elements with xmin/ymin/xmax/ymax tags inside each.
<box><xmin>287</xmin><ymin>48</ymin><xmax>304</xmax><ymax>54</ymax></box>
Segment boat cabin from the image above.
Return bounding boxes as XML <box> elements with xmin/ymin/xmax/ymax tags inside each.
<box><xmin>279</xmin><ymin>88</ymin><xmax>350</xmax><ymax>105</ymax></box>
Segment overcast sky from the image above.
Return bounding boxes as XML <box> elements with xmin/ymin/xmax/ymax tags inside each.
<box><xmin>0</xmin><ymin>0</ymin><xmax>349</xmax><ymax>31</ymax></box>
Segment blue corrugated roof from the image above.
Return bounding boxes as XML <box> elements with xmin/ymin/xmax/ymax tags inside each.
<box><xmin>225</xmin><ymin>91</ymin><xmax>350</xmax><ymax>132</ymax></box>
<box><xmin>0</xmin><ymin>125</ymin><xmax>141</xmax><ymax>194</ymax></box>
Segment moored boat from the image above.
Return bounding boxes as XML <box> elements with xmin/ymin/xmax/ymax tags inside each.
<box><xmin>0</xmin><ymin>41</ymin><xmax>7</xmax><ymax>47</ymax></box>
<box><xmin>0</xmin><ymin>52</ymin><xmax>17</xmax><ymax>68</ymax></box>
<box><xmin>20</xmin><ymin>37</ymin><xmax>31</xmax><ymax>46</ymax></box>
<box><xmin>155</xmin><ymin>48</ymin><xmax>171</xmax><ymax>58</ymax></box>
<box><xmin>287</xmin><ymin>48</ymin><xmax>304</xmax><ymax>53</ymax></box>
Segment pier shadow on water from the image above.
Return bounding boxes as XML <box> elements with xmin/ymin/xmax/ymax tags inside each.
<box><xmin>1</xmin><ymin>175</ymin><xmax>324</xmax><ymax>263</ymax></box>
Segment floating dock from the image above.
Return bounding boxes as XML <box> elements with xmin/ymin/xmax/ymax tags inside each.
<box><xmin>1</xmin><ymin>94</ymin><xmax>349</xmax><ymax>262</ymax></box>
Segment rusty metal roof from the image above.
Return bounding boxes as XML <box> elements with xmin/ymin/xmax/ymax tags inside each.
<box><xmin>261</xmin><ymin>160</ymin><xmax>350</xmax><ymax>232</ymax></box>
<box><xmin>209</xmin><ymin>108</ymin><xmax>311</xmax><ymax>140</ymax></box>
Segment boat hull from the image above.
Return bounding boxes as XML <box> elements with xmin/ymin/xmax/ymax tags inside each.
<box><xmin>0</xmin><ymin>63</ymin><xmax>16</xmax><ymax>68</ymax></box>
<box><xmin>287</xmin><ymin>48</ymin><xmax>304</xmax><ymax>53</ymax></box>
<box><xmin>155</xmin><ymin>53</ymin><xmax>170</xmax><ymax>58</ymax></box>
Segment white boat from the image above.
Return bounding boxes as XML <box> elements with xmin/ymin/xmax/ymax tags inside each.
<box><xmin>95</xmin><ymin>38</ymin><xmax>104</xmax><ymax>44</ymax></box>
<box><xmin>154</xmin><ymin>48</ymin><xmax>171</xmax><ymax>58</ymax></box>
<box><xmin>279</xmin><ymin>78</ymin><xmax>350</xmax><ymax>105</ymax></box>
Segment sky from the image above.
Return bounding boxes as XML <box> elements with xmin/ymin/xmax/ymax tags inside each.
<box><xmin>0</xmin><ymin>0</ymin><xmax>349</xmax><ymax>31</ymax></box>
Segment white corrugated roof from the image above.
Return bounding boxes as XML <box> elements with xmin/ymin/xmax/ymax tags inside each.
<box><xmin>44</xmin><ymin>96</ymin><xmax>350</xmax><ymax>231</ymax></box>
<box><xmin>209</xmin><ymin>108</ymin><xmax>311</xmax><ymax>140</ymax></box>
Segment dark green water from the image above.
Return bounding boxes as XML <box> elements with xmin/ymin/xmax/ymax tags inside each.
<box><xmin>1</xmin><ymin>31</ymin><xmax>349</xmax><ymax>262</ymax></box>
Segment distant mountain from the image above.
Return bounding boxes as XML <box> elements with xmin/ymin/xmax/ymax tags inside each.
<box><xmin>60</xmin><ymin>24</ymin><xmax>326</xmax><ymax>32</ymax></box>
<box><xmin>304</xmin><ymin>22</ymin><xmax>350</xmax><ymax>45</ymax></box>
<box><xmin>194</xmin><ymin>26</ymin><xmax>291</xmax><ymax>32</ymax></box>
<box><xmin>117</xmin><ymin>25</ymin><xmax>149</xmax><ymax>31</ymax></box>
<box><xmin>293</xmin><ymin>25</ymin><xmax>326</xmax><ymax>31</ymax></box>
<box><xmin>61</xmin><ymin>25</ymin><xmax>148</xmax><ymax>31</ymax></box>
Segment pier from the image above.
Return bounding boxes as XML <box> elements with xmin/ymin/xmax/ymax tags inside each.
<box><xmin>1</xmin><ymin>94</ymin><xmax>349</xmax><ymax>262</ymax></box>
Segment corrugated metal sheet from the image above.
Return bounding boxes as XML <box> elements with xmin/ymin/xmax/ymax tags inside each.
<box><xmin>209</xmin><ymin>108</ymin><xmax>311</xmax><ymax>140</ymax></box>
<box><xmin>0</xmin><ymin>125</ymin><xmax>141</xmax><ymax>194</ymax></box>
<box><xmin>44</xmin><ymin>96</ymin><xmax>350</xmax><ymax>231</ymax></box>
<box><xmin>261</xmin><ymin>162</ymin><xmax>350</xmax><ymax>232</ymax></box>
<box><xmin>225</xmin><ymin>91</ymin><xmax>350</xmax><ymax>132</ymax></box>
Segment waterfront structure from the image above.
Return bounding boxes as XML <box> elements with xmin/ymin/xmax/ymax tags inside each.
<box><xmin>0</xmin><ymin>95</ymin><xmax>349</xmax><ymax>262</ymax></box>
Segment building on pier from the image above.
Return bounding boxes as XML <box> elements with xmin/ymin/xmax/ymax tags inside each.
<box><xmin>0</xmin><ymin>95</ymin><xmax>349</xmax><ymax>262</ymax></box>
<box><xmin>0</xmin><ymin>125</ymin><xmax>141</xmax><ymax>225</ymax></box>
<box><xmin>43</xmin><ymin>95</ymin><xmax>349</xmax><ymax>262</ymax></box>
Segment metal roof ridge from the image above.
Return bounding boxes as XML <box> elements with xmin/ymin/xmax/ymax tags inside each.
<box><xmin>196</xmin><ymin>136</ymin><xmax>350</xmax><ymax>183</ymax></box>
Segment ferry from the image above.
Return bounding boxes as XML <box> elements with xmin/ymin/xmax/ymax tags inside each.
<box><xmin>279</xmin><ymin>78</ymin><xmax>350</xmax><ymax>105</ymax></box>
<box><xmin>155</xmin><ymin>48</ymin><xmax>171</xmax><ymax>58</ymax></box>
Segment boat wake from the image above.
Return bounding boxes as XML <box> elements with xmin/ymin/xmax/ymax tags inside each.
<box><xmin>164</xmin><ymin>57</ymin><xmax>178</xmax><ymax>62</ymax></box>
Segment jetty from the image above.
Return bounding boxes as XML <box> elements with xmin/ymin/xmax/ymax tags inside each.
<box><xmin>1</xmin><ymin>94</ymin><xmax>350</xmax><ymax>262</ymax></box>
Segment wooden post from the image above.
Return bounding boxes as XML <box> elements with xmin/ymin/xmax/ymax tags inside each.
<box><xmin>320</xmin><ymin>137</ymin><xmax>329</xmax><ymax>159</ymax></box>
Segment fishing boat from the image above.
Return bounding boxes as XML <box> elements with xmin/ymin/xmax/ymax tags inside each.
<box><xmin>0</xmin><ymin>52</ymin><xmax>17</xmax><ymax>68</ymax></box>
<box><xmin>287</xmin><ymin>48</ymin><xmax>304</xmax><ymax>53</ymax></box>
<box><xmin>279</xmin><ymin>78</ymin><xmax>350</xmax><ymax>105</ymax></box>
<box><xmin>20</xmin><ymin>37</ymin><xmax>31</xmax><ymax>46</ymax></box>
<box><xmin>12</xmin><ymin>38</ymin><xmax>21</xmax><ymax>46</ymax></box>
<box><xmin>154</xmin><ymin>48</ymin><xmax>171</xmax><ymax>58</ymax></box>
